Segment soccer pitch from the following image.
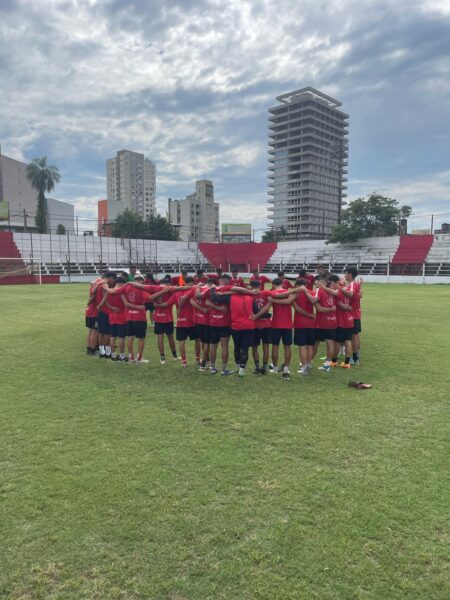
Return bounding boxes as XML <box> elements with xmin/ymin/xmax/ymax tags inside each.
<box><xmin>1</xmin><ymin>284</ymin><xmax>449</xmax><ymax>599</ymax></box>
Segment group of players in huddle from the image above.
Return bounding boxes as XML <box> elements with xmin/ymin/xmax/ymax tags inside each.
<box><xmin>84</xmin><ymin>265</ymin><xmax>362</xmax><ymax>381</ymax></box>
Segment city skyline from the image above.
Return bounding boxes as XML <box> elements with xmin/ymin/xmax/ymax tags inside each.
<box><xmin>1</xmin><ymin>0</ymin><xmax>450</xmax><ymax>236</ymax></box>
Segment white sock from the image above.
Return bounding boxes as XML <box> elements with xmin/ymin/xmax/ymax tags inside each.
<box><xmin>273</xmin><ymin>366</ymin><xmax>278</xmax><ymax>373</ymax></box>
<box><xmin>105</xmin><ymin>346</ymin><xmax>111</xmax><ymax>356</ymax></box>
<box><xmin>99</xmin><ymin>345</ymin><xmax>105</xmax><ymax>355</ymax></box>
<box><xmin>283</xmin><ymin>365</ymin><xmax>289</xmax><ymax>374</ymax></box>
<box><xmin>120</xmin><ymin>353</ymin><xmax>125</xmax><ymax>359</ymax></box>
<box><xmin>239</xmin><ymin>367</ymin><xmax>245</xmax><ymax>375</ymax></box>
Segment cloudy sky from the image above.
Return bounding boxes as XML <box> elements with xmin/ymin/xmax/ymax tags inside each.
<box><xmin>1</xmin><ymin>0</ymin><xmax>450</xmax><ymax>235</ymax></box>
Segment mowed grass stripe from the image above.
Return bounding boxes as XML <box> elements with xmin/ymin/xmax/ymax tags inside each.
<box><xmin>1</xmin><ymin>283</ymin><xmax>449</xmax><ymax>599</ymax></box>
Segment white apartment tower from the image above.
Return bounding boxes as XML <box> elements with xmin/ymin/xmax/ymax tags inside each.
<box><xmin>106</xmin><ymin>149</ymin><xmax>156</xmax><ymax>219</ymax></box>
<box><xmin>168</xmin><ymin>180</ymin><xmax>219</xmax><ymax>242</ymax></box>
<box><xmin>268</xmin><ymin>87</ymin><xmax>349</xmax><ymax>239</ymax></box>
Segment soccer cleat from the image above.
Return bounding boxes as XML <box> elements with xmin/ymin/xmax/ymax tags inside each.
<box><xmin>160</xmin><ymin>356</ymin><xmax>166</xmax><ymax>365</ymax></box>
<box><xmin>318</xmin><ymin>363</ymin><xmax>331</xmax><ymax>372</ymax></box>
<box><xmin>119</xmin><ymin>356</ymin><xmax>129</xmax><ymax>363</ymax></box>
<box><xmin>198</xmin><ymin>366</ymin><xmax>206</xmax><ymax>371</ymax></box>
<box><xmin>99</xmin><ymin>353</ymin><xmax>106</xmax><ymax>359</ymax></box>
<box><xmin>210</xmin><ymin>367</ymin><xmax>218</xmax><ymax>375</ymax></box>
<box><xmin>281</xmin><ymin>372</ymin><xmax>291</xmax><ymax>381</ymax></box>
<box><xmin>221</xmin><ymin>369</ymin><xmax>234</xmax><ymax>376</ymax></box>
<box><xmin>237</xmin><ymin>367</ymin><xmax>245</xmax><ymax>377</ymax></box>
<box><xmin>111</xmin><ymin>355</ymin><xmax>120</xmax><ymax>362</ymax></box>
<box><xmin>253</xmin><ymin>367</ymin><xmax>261</xmax><ymax>374</ymax></box>
<box><xmin>135</xmin><ymin>358</ymin><xmax>149</xmax><ymax>364</ymax></box>
<box><xmin>172</xmin><ymin>355</ymin><xmax>178</xmax><ymax>361</ymax></box>
<box><xmin>268</xmin><ymin>363</ymin><xmax>274</xmax><ymax>371</ymax></box>
<box><xmin>260</xmin><ymin>368</ymin><xmax>267</xmax><ymax>375</ymax></box>
<box><xmin>340</xmin><ymin>362</ymin><xmax>351</xmax><ymax>369</ymax></box>
<box><xmin>330</xmin><ymin>362</ymin><xmax>338</xmax><ymax>368</ymax></box>
<box><xmin>297</xmin><ymin>366</ymin><xmax>309</xmax><ymax>375</ymax></box>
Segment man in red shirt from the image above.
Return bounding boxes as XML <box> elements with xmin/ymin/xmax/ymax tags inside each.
<box><xmin>121</xmin><ymin>274</ymin><xmax>152</xmax><ymax>364</ymax></box>
<box><xmin>292</xmin><ymin>278</ymin><xmax>316</xmax><ymax>375</ymax></box>
<box><xmin>268</xmin><ymin>278</ymin><xmax>294</xmax><ymax>381</ymax></box>
<box><xmin>85</xmin><ymin>277</ymin><xmax>102</xmax><ymax>355</ymax></box>
<box><xmin>249</xmin><ymin>269</ymin><xmax>271</xmax><ymax>290</ymax></box>
<box><xmin>311</xmin><ymin>275</ymin><xmax>339</xmax><ymax>372</ymax></box>
<box><xmin>278</xmin><ymin>271</ymin><xmax>294</xmax><ymax>290</ymax></box>
<box><xmin>344</xmin><ymin>268</ymin><xmax>362</xmax><ymax>364</ymax></box>
<box><xmin>103</xmin><ymin>276</ymin><xmax>128</xmax><ymax>362</ymax></box>
<box><xmin>190</xmin><ymin>278</ymin><xmax>215</xmax><ymax>370</ymax></box>
<box><xmin>335</xmin><ymin>279</ymin><xmax>355</xmax><ymax>369</ymax></box>
<box><xmin>249</xmin><ymin>279</ymin><xmax>273</xmax><ymax>375</ymax></box>
<box><xmin>205</xmin><ymin>274</ymin><xmax>233</xmax><ymax>375</ymax></box>
<box><xmin>152</xmin><ymin>277</ymin><xmax>179</xmax><ymax>364</ymax></box>
<box><xmin>229</xmin><ymin>268</ymin><xmax>245</xmax><ymax>287</ymax></box>
<box><xmin>95</xmin><ymin>271</ymin><xmax>117</xmax><ymax>358</ymax></box>
<box><xmin>168</xmin><ymin>276</ymin><xmax>197</xmax><ymax>367</ymax></box>
<box><xmin>193</xmin><ymin>269</ymin><xmax>207</xmax><ymax>284</ymax></box>
<box><xmin>298</xmin><ymin>268</ymin><xmax>315</xmax><ymax>291</ymax></box>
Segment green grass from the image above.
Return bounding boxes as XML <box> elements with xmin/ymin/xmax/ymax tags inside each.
<box><xmin>1</xmin><ymin>283</ymin><xmax>449</xmax><ymax>599</ymax></box>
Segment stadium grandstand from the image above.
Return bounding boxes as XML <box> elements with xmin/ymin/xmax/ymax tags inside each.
<box><xmin>1</xmin><ymin>230</ymin><xmax>450</xmax><ymax>284</ymax></box>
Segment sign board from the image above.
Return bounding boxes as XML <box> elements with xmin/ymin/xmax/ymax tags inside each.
<box><xmin>0</xmin><ymin>200</ymin><xmax>9</xmax><ymax>221</ymax></box>
<box><xmin>221</xmin><ymin>223</ymin><xmax>252</xmax><ymax>235</ymax></box>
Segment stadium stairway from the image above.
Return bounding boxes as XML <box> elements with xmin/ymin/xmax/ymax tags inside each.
<box><xmin>198</xmin><ymin>242</ymin><xmax>277</xmax><ymax>271</ymax></box>
<box><xmin>390</xmin><ymin>234</ymin><xmax>434</xmax><ymax>275</ymax></box>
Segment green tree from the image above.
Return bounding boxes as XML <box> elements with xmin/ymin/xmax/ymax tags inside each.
<box><xmin>327</xmin><ymin>193</ymin><xmax>412</xmax><ymax>244</ymax></box>
<box><xmin>110</xmin><ymin>209</ymin><xmax>180</xmax><ymax>240</ymax></box>
<box><xmin>56</xmin><ymin>224</ymin><xmax>66</xmax><ymax>235</ymax></box>
<box><xmin>26</xmin><ymin>157</ymin><xmax>61</xmax><ymax>234</ymax></box>
<box><xmin>261</xmin><ymin>226</ymin><xmax>289</xmax><ymax>242</ymax></box>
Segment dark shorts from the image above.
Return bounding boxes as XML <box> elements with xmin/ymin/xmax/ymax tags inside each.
<box><xmin>97</xmin><ymin>311</ymin><xmax>110</xmax><ymax>335</ymax></box>
<box><xmin>315</xmin><ymin>328</ymin><xmax>336</xmax><ymax>342</ymax></box>
<box><xmin>127</xmin><ymin>320</ymin><xmax>147</xmax><ymax>339</ymax></box>
<box><xmin>231</xmin><ymin>329</ymin><xmax>255</xmax><ymax>351</ymax></box>
<box><xmin>336</xmin><ymin>327</ymin><xmax>353</xmax><ymax>343</ymax></box>
<box><xmin>294</xmin><ymin>328</ymin><xmax>316</xmax><ymax>347</ymax></box>
<box><xmin>110</xmin><ymin>323</ymin><xmax>127</xmax><ymax>338</ymax></box>
<box><xmin>353</xmin><ymin>319</ymin><xmax>362</xmax><ymax>334</ymax></box>
<box><xmin>176</xmin><ymin>326</ymin><xmax>197</xmax><ymax>341</ymax></box>
<box><xmin>195</xmin><ymin>324</ymin><xmax>211</xmax><ymax>344</ymax></box>
<box><xmin>271</xmin><ymin>328</ymin><xmax>292</xmax><ymax>346</ymax></box>
<box><xmin>209</xmin><ymin>326</ymin><xmax>231</xmax><ymax>344</ymax></box>
<box><xmin>253</xmin><ymin>328</ymin><xmax>272</xmax><ymax>346</ymax></box>
<box><xmin>154</xmin><ymin>321</ymin><xmax>174</xmax><ymax>335</ymax></box>
<box><xmin>85</xmin><ymin>316</ymin><xmax>97</xmax><ymax>330</ymax></box>
<box><xmin>145</xmin><ymin>302</ymin><xmax>155</xmax><ymax>312</ymax></box>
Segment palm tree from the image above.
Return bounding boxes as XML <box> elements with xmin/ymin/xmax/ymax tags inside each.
<box><xmin>26</xmin><ymin>157</ymin><xmax>61</xmax><ymax>233</ymax></box>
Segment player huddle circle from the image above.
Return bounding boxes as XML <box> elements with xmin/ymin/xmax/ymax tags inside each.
<box><xmin>85</xmin><ymin>265</ymin><xmax>362</xmax><ymax>380</ymax></box>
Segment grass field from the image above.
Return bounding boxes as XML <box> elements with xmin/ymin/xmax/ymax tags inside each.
<box><xmin>1</xmin><ymin>283</ymin><xmax>449</xmax><ymax>599</ymax></box>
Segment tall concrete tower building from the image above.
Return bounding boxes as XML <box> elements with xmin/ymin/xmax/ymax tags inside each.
<box><xmin>168</xmin><ymin>180</ymin><xmax>219</xmax><ymax>242</ymax></box>
<box><xmin>268</xmin><ymin>87</ymin><xmax>348</xmax><ymax>239</ymax></box>
<box><xmin>106</xmin><ymin>149</ymin><xmax>156</xmax><ymax>219</ymax></box>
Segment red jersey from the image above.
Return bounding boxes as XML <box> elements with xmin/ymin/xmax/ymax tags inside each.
<box><xmin>207</xmin><ymin>286</ymin><xmax>231</xmax><ymax>328</ymax></box>
<box><xmin>282</xmin><ymin>278</ymin><xmax>294</xmax><ymax>289</ymax></box>
<box><xmin>315</xmin><ymin>288</ymin><xmax>337</xmax><ymax>329</ymax></box>
<box><xmin>253</xmin><ymin>290</ymin><xmax>273</xmax><ymax>329</ymax></box>
<box><xmin>122</xmin><ymin>284</ymin><xmax>147</xmax><ymax>322</ymax></box>
<box><xmin>86</xmin><ymin>283</ymin><xmax>99</xmax><ymax>318</ymax></box>
<box><xmin>107</xmin><ymin>289</ymin><xmax>127</xmax><ymax>325</ymax></box>
<box><xmin>95</xmin><ymin>285</ymin><xmax>108</xmax><ymax>314</ymax></box>
<box><xmin>349</xmin><ymin>281</ymin><xmax>361</xmax><ymax>320</ymax></box>
<box><xmin>193</xmin><ymin>275</ymin><xmax>207</xmax><ymax>284</ymax></box>
<box><xmin>250</xmin><ymin>274</ymin><xmax>271</xmax><ymax>290</ymax></box>
<box><xmin>170</xmin><ymin>290</ymin><xmax>195</xmax><ymax>328</ymax></box>
<box><xmin>230</xmin><ymin>294</ymin><xmax>255</xmax><ymax>330</ymax></box>
<box><xmin>270</xmin><ymin>288</ymin><xmax>293</xmax><ymax>329</ymax></box>
<box><xmin>191</xmin><ymin>285</ymin><xmax>210</xmax><ymax>325</ymax></box>
<box><xmin>336</xmin><ymin>289</ymin><xmax>354</xmax><ymax>329</ymax></box>
<box><xmin>293</xmin><ymin>290</ymin><xmax>315</xmax><ymax>329</ymax></box>
<box><xmin>229</xmin><ymin>276</ymin><xmax>245</xmax><ymax>287</ymax></box>
<box><xmin>153</xmin><ymin>287</ymin><xmax>174</xmax><ymax>323</ymax></box>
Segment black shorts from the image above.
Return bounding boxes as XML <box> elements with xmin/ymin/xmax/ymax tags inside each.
<box><xmin>154</xmin><ymin>321</ymin><xmax>174</xmax><ymax>335</ymax></box>
<box><xmin>127</xmin><ymin>320</ymin><xmax>147</xmax><ymax>339</ymax></box>
<box><xmin>145</xmin><ymin>302</ymin><xmax>155</xmax><ymax>312</ymax></box>
<box><xmin>336</xmin><ymin>327</ymin><xmax>353</xmax><ymax>343</ymax></box>
<box><xmin>195</xmin><ymin>324</ymin><xmax>211</xmax><ymax>344</ymax></box>
<box><xmin>353</xmin><ymin>319</ymin><xmax>362</xmax><ymax>334</ymax></box>
<box><xmin>231</xmin><ymin>329</ymin><xmax>255</xmax><ymax>351</ymax></box>
<box><xmin>294</xmin><ymin>328</ymin><xmax>316</xmax><ymax>347</ymax></box>
<box><xmin>253</xmin><ymin>328</ymin><xmax>272</xmax><ymax>346</ymax></box>
<box><xmin>110</xmin><ymin>323</ymin><xmax>127</xmax><ymax>338</ymax></box>
<box><xmin>85</xmin><ymin>316</ymin><xmax>97</xmax><ymax>330</ymax></box>
<box><xmin>176</xmin><ymin>326</ymin><xmax>197</xmax><ymax>341</ymax></box>
<box><xmin>97</xmin><ymin>311</ymin><xmax>111</xmax><ymax>335</ymax></box>
<box><xmin>271</xmin><ymin>328</ymin><xmax>292</xmax><ymax>346</ymax></box>
<box><xmin>315</xmin><ymin>328</ymin><xmax>336</xmax><ymax>342</ymax></box>
<box><xmin>209</xmin><ymin>326</ymin><xmax>231</xmax><ymax>344</ymax></box>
